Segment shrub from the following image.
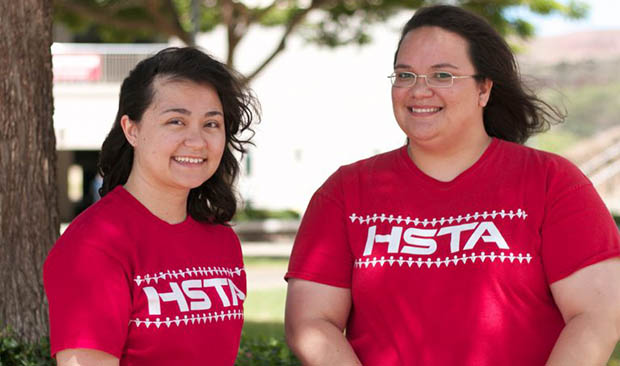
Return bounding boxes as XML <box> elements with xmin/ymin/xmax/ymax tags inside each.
<box><xmin>0</xmin><ymin>330</ymin><xmax>298</xmax><ymax>366</ymax></box>
<box><xmin>0</xmin><ymin>330</ymin><xmax>53</xmax><ymax>366</ymax></box>
<box><xmin>234</xmin><ymin>205</ymin><xmax>300</xmax><ymax>221</ymax></box>
<box><xmin>236</xmin><ymin>336</ymin><xmax>300</xmax><ymax>366</ymax></box>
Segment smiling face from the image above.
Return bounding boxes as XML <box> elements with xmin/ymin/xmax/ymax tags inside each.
<box><xmin>121</xmin><ymin>78</ymin><xmax>226</xmax><ymax>196</ymax></box>
<box><xmin>391</xmin><ymin>26</ymin><xmax>492</xmax><ymax>151</ymax></box>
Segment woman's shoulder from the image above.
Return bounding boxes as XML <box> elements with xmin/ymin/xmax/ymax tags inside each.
<box><xmin>189</xmin><ymin>219</ymin><xmax>241</xmax><ymax>247</ymax></box>
<box><xmin>324</xmin><ymin>147</ymin><xmax>403</xmax><ymax>187</ymax></box>
<box><xmin>498</xmin><ymin>139</ymin><xmax>590</xmax><ymax>189</ymax></box>
<box><xmin>341</xmin><ymin>147</ymin><xmax>403</xmax><ymax>173</ymax></box>
<box><xmin>310</xmin><ymin>148</ymin><xmax>404</xmax><ymax>203</ymax></box>
<box><xmin>50</xmin><ymin>186</ymin><xmax>136</xmax><ymax>258</ymax></box>
<box><xmin>193</xmin><ymin>220</ymin><xmax>238</xmax><ymax>238</ymax></box>
<box><xmin>188</xmin><ymin>220</ymin><xmax>243</xmax><ymax>262</ymax></box>
<box><xmin>500</xmin><ymin>139</ymin><xmax>581</xmax><ymax>168</ymax></box>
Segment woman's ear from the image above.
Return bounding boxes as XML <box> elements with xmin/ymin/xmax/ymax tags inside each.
<box><xmin>120</xmin><ymin>115</ymin><xmax>138</xmax><ymax>147</ymax></box>
<box><xmin>478</xmin><ymin>79</ymin><xmax>493</xmax><ymax>107</ymax></box>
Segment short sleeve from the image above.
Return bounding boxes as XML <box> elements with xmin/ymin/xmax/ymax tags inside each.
<box><xmin>44</xmin><ymin>243</ymin><xmax>131</xmax><ymax>358</ymax></box>
<box><xmin>541</xmin><ymin>176</ymin><xmax>620</xmax><ymax>284</ymax></box>
<box><xmin>285</xmin><ymin>169</ymin><xmax>354</xmax><ymax>288</ymax></box>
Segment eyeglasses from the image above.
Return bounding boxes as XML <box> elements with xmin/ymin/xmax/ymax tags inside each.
<box><xmin>388</xmin><ymin>71</ymin><xmax>478</xmax><ymax>88</ymax></box>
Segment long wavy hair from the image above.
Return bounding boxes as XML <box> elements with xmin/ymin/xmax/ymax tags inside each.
<box><xmin>394</xmin><ymin>5</ymin><xmax>564</xmax><ymax>144</ymax></box>
<box><xmin>98</xmin><ymin>47</ymin><xmax>259</xmax><ymax>224</ymax></box>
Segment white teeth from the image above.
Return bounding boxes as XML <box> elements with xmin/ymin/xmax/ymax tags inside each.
<box><xmin>174</xmin><ymin>156</ymin><xmax>204</xmax><ymax>164</ymax></box>
<box><xmin>410</xmin><ymin>107</ymin><xmax>440</xmax><ymax>113</ymax></box>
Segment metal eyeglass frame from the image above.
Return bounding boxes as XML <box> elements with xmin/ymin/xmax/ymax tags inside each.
<box><xmin>387</xmin><ymin>71</ymin><xmax>478</xmax><ymax>88</ymax></box>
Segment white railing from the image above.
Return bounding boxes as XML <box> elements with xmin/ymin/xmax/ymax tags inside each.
<box><xmin>580</xmin><ymin>141</ymin><xmax>620</xmax><ymax>176</ymax></box>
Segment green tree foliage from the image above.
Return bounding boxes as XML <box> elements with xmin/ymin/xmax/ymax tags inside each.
<box><xmin>54</xmin><ymin>0</ymin><xmax>587</xmax><ymax>81</ymax></box>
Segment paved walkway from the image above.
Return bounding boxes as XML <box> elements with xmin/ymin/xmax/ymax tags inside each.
<box><xmin>241</xmin><ymin>241</ymin><xmax>293</xmax><ymax>257</ymax></box>
<box><xmin>245</xmin><ymin>265</ymin><xmax>288</xmax><ymax>290</ymax></box>
<box><xmin>242</xmin><ymin>241</ymin><xmax>292</xmax><ymax>290</ymax></box>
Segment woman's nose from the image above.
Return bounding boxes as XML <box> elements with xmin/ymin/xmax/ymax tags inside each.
<box><xmin>409</xmin><ymin>77</ymin><xmax>434</xmax><ymax>98</ymax></box>
<box><xmin>183</xmin><ymin>126</ymin><xmax>206</xmax><ymax>148</ymax></box>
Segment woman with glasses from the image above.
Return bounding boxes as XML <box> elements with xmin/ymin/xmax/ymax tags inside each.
<box><xmin>285</xmin><ymin>5</ymin><xmax>620</xmax><ymax>365</ymax></box>
<box><xmin>44</xmin><ymin>47</ymin><xmax>259</xmax><ymax>366</ymax></box>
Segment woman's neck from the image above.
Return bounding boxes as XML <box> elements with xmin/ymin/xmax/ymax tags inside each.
<box><xmin>123</xmin><ymin>174</ymin><xmax>189</xmax><ymax>224</ymax></box>
<box><xmin>408</xmin><ymin>134</ymin><xmax>492</xmax><ymax>182</ymax></box>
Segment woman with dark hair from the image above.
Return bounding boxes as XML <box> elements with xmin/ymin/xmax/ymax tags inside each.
<box><xmin>44</xmin><ymin>47</ymin><xmax>259</xmax><ymax>366</ymax></box>
<box><xmin>285</xmin><ymin>5</ymin><xmax>620</xmax><ymax>365</ymax></box>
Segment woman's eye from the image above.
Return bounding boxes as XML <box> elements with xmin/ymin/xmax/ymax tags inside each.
<box><xmin>168</xmin><ymin>119</ymin><xmax>183</xmax><ymax>125</ymax></box>
<box><xmin>397</xmin><ymin>72</ymin><xmax>415</xmax><ymax>80</ymax></box>
<box><xmin>433</xmin><ymin>72</ymin><xmax>452</xmax><ymax>80</ymax></box>
<box><xmin>205</xmin><ymin>121</ymin><xmax>220</xmax><ymax>128</ymax></box>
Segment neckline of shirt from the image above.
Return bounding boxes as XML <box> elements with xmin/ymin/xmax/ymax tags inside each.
<box><xmin>112</xmin><ymin>185</ymin><xmax>197</xmax><ymax>231</ymax></box>
<box><xmin>397</xmin><ymin>138</ymin><xmax>500</xmax><ymax>190</ymax></box>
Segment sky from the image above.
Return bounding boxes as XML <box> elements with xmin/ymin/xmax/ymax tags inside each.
<box><xmin>514</xmin><ymin>0</ymin><xmax>620</xmax><ymax>36</ymax></box>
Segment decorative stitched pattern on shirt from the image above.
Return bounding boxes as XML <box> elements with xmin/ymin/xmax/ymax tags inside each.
<box><xmin>354</xmin><ymin>251</ymin><xmax>532</xmax><ymax>269</ymax></box>
<box><xmin>130</xmin><ymin>310</ymin><xmax>244</xmax><ymax>328</ymax></box>
<box><xmin>349</xmin><ymin>209</ymin><xmax>528</xmax><ymax>226</ymax></box>
<box><xmin>134</xmin><ymin>266</ymin><xmax>244</xmax><ymax>286</ymax></box>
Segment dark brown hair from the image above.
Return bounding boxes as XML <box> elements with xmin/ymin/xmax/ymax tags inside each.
<box><xmin>98</xmin><ymin>47</ymin><xmax>259</xmax><ymax>224</ymax></box>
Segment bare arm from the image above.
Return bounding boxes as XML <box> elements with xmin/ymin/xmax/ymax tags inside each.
<box><xmin>56</xmin><ymin>349</ymin><xmax>119</xmax><ymax>366</ymax></box>
<box><xmin>285</xmin><ymin>279</ymin><xmax>362</xmax><ymax>365</ymax></box>
<box><xmin>547</xmin><ymin>257</ymin><xmax>620</xmax><ymax>365</ymax></box>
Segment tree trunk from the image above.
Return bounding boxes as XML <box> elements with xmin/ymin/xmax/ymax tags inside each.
<box><xmin>0</xmin><ymin>0</ymin><xmax>57</xmax><ymax>342</ymax></box>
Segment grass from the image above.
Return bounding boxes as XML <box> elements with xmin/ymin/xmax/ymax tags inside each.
<box><xmin>244</xmin><ymin>256</ymin><xmax>290</xmax><ymax>268</ymax></box>
<box><xmin>242</xmin><ymin>257</ymin><xmax>287</xmax><ymax>340</ymax></box>
<box><xmin>243</xmin><ymin>321</ymin><xmax>286</xmax><ymax>340</ymax></box>
<box><xmin>610</xmin><ymin>343</ymin><xmax>620</xmax><ymax>366</ymax></box>
<box><xmin>244</xmin><ymin>287</ymin><xmax>287</xmax><ymax>324</ymax></box>
<box><xmin>239</xmin><ymin>259</ymin><xmax>295</xmax><ymax>365</ymax></box>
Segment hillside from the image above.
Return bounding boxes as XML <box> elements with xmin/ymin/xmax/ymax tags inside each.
<box><xmin>517</xmin><ymin>29</ymin><xmax>620</xmax><ymax>89</ymax></box>
<box><xmin>517</xmin><ymin>29</ymin><xmax>620</xmax><ymax>65</ymax></box>
<box><xmin>511</xmin><ymin>29</ymin><xmax>620</xmax><ymax>144</ymax></box>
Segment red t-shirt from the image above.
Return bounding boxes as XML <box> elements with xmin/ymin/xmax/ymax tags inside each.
<box><xmin>44</xmin><ymin>186</ymin><xmax>246</xmax><ymax>366</ymax></box>
<box><xmin>286</xmin><ymin>139</ymin><xmax>620</xmax><ymax>365</ymax></box>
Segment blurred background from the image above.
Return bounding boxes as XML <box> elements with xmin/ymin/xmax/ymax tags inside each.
<box><xmin>53</xmin><ymin>0</ymin><xmax>620</xmax><ymax>221</ymax></box>
<box><xmin>40</xmin><ymin>0</ymin><xmax>620</xmax><ymax>363</ymax></box>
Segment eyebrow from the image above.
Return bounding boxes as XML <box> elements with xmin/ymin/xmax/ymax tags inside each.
<box><xmin>394</xmin><ymin>63</ymin><xmax>459</xmax><ymax>70</ymax></box>
<box><xmin>430</xmin><ymin>63</ymin><xmax>459</xmax><ymax>69</ymax></box>
<box><xmin>161</xmin><ymin>108</ymin><xmax>223</xmax><ymax>117</ymax></box>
